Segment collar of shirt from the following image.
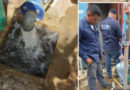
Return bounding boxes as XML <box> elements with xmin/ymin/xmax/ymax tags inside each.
<box><xmin>90</xmin><ymin>25</ymin><xmax>96</xmax><ymax>32</ymax></box>
<box><xmin>82</xmin><ymin>16</ymin><xmax>97</xmax><ymax>32</ymax></box>
<box><xmin>107</xmin><ymin>16</ymin><xmax>114</xmax><ymax>20</ymax></box>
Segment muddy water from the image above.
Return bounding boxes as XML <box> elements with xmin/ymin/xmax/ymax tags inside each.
<box><xmin>21</xmin><ymin>28</ymin><xmax>38</xmax><ymax>48</ymax></box>
<box><xmin>0</xmin><ymin>22</ymin><xmax>59</xmax><ymax>78</ymax></box>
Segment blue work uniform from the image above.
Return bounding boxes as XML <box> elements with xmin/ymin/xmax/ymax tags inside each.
<box><xmin>100</xmin><ymin>17</ymin><xmax>122</xmax><ymax>77</ymax></box>
<box><xmin>79</xmin><ymin>17</ymin><xmax>108</xmax><ymax>90</ymax></box>
<box><xmin>79</xmin><ymin>17</ymin><xmax>102</xmax><ymax>63</ymax></box>
<box><xmin>100</xmin><ymin>17</ymin><xmax>122</xmax><ymax>52</ymax></box>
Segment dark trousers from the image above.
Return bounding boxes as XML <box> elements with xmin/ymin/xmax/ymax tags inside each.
<box><xmin>104</xmin><ymin>50</ymin><xmax>120</xmax><ymax>77</ymax></box>
<box><xmin>87</xmin><ymin>60</ymin><xmax>106</xmax><ymax>90</ymax></box>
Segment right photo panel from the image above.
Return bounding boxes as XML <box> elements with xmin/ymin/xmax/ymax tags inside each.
<box><xmin>79</xmin><ymin>0</ymin><xmax>129</xmax><ymax>2</ymax></box>
<box><xmin>78</xmin><ymin>3</ymin><xmax>130</xmax><ymax>90</ymax></box>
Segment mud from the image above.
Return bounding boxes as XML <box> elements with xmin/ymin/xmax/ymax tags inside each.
<box><xmin>0</xmin><ymin>22</ymin><xmax>59</xmax><ymax>78</ymax></box>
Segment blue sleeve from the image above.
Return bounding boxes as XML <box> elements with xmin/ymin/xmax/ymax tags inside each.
<box><xmin>79</xmin><ymin>25</ymin><xmax>88</xmax><ymax>62</ymax></box>
<box><xmin>116</xmin><ymin>21</ymin><xmax>122</xmax><ymax>38</ymax></box>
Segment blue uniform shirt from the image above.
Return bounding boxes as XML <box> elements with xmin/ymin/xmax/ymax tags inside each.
<box><xmin>79</xmin><ymin>17</ymin><xmax>102</xmax><ymax>63</ymax></box>
<box><xmin>100</xmin><ymin>17</ymin><xmax>122</xmax><ymax>52</ymax></box>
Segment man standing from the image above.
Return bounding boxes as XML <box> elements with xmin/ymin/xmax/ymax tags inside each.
<box><xmin>79</xmin><ymin>5</ymin><xmax>110</xmax><ymax>90</ymax></box>
<box><xmin>100</xmin><ymin>8</ymin><xmax>122</xmax><ymax>78</ymax></box>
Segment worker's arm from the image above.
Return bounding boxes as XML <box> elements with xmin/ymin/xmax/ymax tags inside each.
<box><xmin>79</xmin><ymin>25</ymin><xmax>92</xmax><ymax>65</ymax></box>
<box><xmin>116</xmin><ymin>21</ymin><xmax>122</xmax><ymax>43</ymax></box>
<box><xmin>119</xmin><ymin>47</ymin><xmax>130</xmax><ymax>63</ymax></box>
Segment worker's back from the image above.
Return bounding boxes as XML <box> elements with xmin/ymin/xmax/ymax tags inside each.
<box><xmin>100</xmin><ymin>17</ymin><xmax>122</xmax><ymax>52</ymax></box>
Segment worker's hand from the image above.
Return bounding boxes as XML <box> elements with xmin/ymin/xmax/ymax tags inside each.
<box><xmin>86</xmin><ymin>58</ymin><xmax>93</xmax><ymax>65</ymax></box>
<box><xmin>119</xmin><ymin>54</ymin><xmax>124</xmax><ymax>60</ymax></box>
<box><xmin>102</xmin><ymin>51</ymin><xmax>105</xmax><ymax>56</ymax></box>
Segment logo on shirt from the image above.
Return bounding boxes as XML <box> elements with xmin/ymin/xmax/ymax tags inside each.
<box><xmin>101</xmin><ymin>25</ymin><xmax>111</xmax><ymax>30</ymax></box>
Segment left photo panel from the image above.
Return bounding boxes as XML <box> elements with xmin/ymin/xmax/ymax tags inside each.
<box><xmin>0</xmin><ymin>0</ymin><xmax>78</xmax><ymax>90</ymax></box>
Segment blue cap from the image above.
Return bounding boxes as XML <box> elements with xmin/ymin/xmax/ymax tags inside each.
<box><xmin>109</xmin><ymin>8</ymin><xmax>117</xmax><ymax>15</ymax></box>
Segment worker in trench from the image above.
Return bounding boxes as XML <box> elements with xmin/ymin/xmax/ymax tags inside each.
<box><xmin>100</xmin><ymin>8</ymin><xmax>122</xmax><ymax>78</ymax></box>
<box><xmin>79</xmin><ymin>5</ymin><xmax>111</xmax><ymax>90</ymax></box>
<box><xmin>116</xmin><ymin>44</ymin><xmax>130</xmax><ymax>85</ymax></box>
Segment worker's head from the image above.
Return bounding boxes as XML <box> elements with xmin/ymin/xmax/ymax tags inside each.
<box><xmin>108</xmin><ymin>8</ymin><xmax>117</xmax><ymax>20</ymax></box>
<box><xmin>86</xmin><ymin>5</ymin><xmax>101</xmax><ymax>25</ymax></box>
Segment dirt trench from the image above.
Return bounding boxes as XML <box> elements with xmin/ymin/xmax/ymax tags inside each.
<box><xmin>0</xmin><ymin>0</ymin><xmax>78</xmax><ymax>90</ymax></box>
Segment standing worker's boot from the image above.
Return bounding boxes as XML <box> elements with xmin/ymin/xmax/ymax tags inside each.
<box><xmin>101</xmin><ymin>82</ymin><xmax>112</xmax><ymax>88</ymax></box>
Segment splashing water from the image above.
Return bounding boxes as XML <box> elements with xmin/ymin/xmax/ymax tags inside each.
<box><xmin>0</xmin><ymin>22</ymin><xmax>59</xmax><ymax>78</ymax></box>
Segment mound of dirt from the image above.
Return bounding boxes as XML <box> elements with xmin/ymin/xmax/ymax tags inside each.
<box><xmin>41</xmin><ymin>4</ymin><xmax>78</xmax><ymax>90</ymax></box>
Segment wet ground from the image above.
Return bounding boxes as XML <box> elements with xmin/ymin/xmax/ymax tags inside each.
<box><xmin>0</xmin><ymin>24</ymin><xmax>59</xmax><ymax>78</ymax></box>
<box><xmin>79</xmin><ymin>68</ymin><xmax>121</xmax><ymax>90</ymax></box>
